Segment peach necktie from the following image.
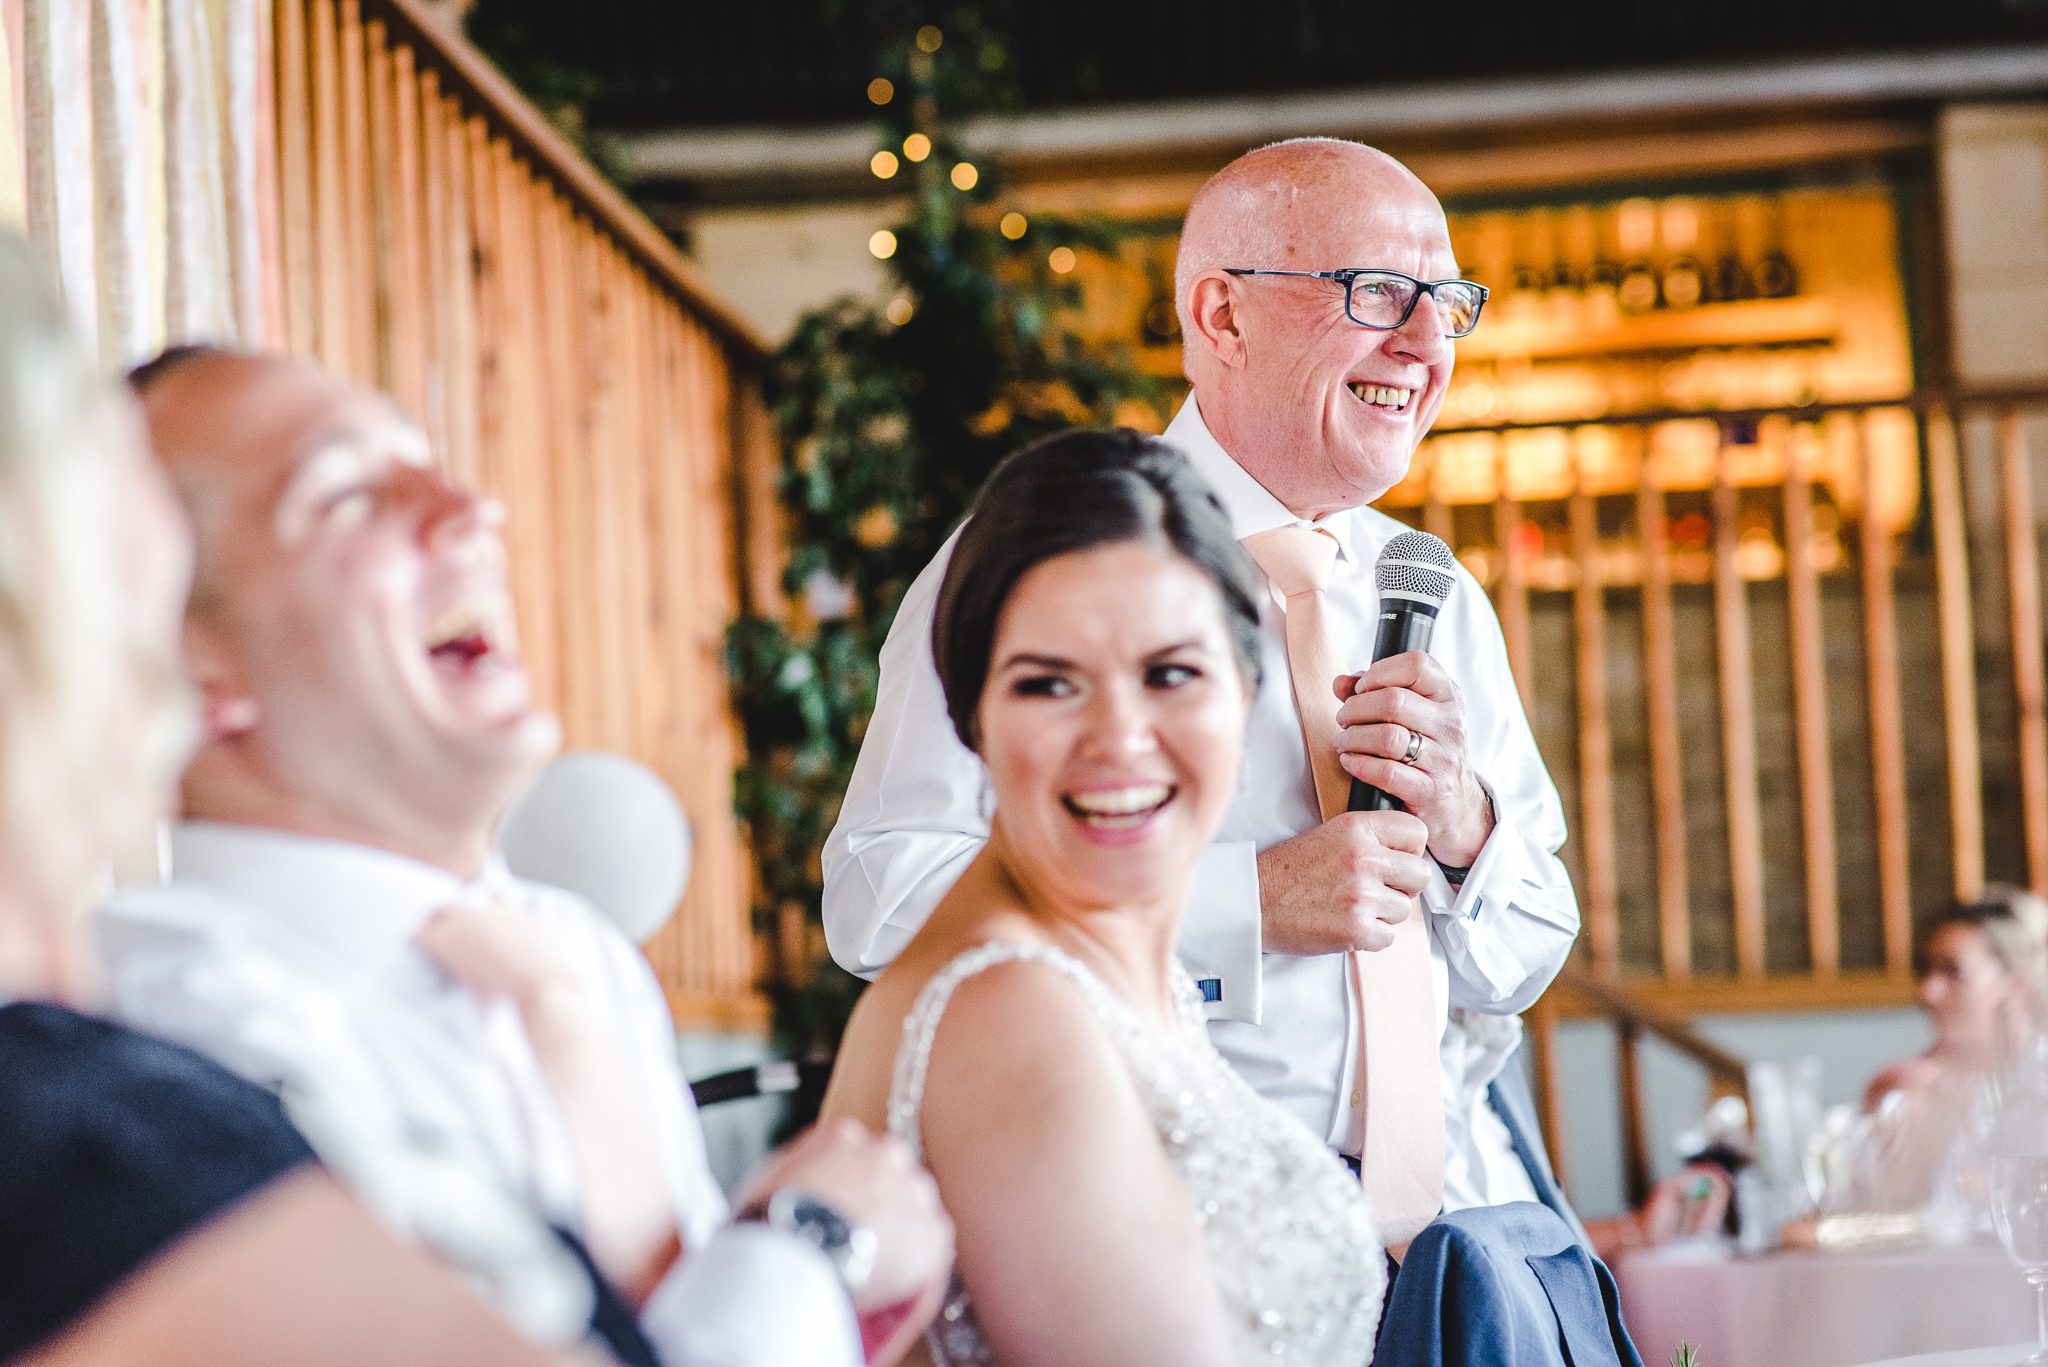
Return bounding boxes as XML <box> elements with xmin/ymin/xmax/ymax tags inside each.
<box><xmin>1241</xmin><ymin>525</ymin><xmax>1445</xmax><ymax>1249</ymax></box>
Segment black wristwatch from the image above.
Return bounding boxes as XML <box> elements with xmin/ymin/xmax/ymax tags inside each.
<box><xmin>763</xmin><ymin>1188</ymin><xmax>878</xmax><ymax>1295</ymax></box>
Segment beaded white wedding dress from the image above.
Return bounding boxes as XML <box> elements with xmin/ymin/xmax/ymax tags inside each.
<box><xmin>887</xmin><ymin>941</ymin><xmax>1383</xmax><ymax>1365</ymax></box>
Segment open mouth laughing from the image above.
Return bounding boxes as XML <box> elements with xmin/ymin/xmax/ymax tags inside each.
<box><xmin>1060</xmin><ymin>782</ymin><xmax>1176</xmax><ymax>831</ymax></box>
<box><xmin>1348</xmin><ymin>381</ymin><xmax>1414</xmax><ymax>413</ymax></box>
<box><xmin>422</xmin><ymin>597</ymin><xmax>516</xmax><ymax>675</ymax></box>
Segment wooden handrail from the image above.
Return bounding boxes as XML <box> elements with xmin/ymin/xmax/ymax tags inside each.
<box><xmin>1552</xmin><ymin>965</ymin><xmax>1751</xmax><ymax>1091</ymax></box>
<box><xmin>362</xmin><ymin>0</ymin><xmax>771</xmax><ymax>365</ymax></box>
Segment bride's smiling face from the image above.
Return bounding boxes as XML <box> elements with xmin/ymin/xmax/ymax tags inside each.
<box><xmin>975</xmin><ymin>539</ymin><xmax>1251</xmax><ymax>913</ymax></box>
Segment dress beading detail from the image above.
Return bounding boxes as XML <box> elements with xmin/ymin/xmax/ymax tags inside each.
<box><xmin>886</xmin><ymin>941</ymin><xmax>1383</xmax><ymax>1364</ymax></box>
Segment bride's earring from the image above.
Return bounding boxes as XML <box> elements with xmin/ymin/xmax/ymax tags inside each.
<box><xmin>977</xmin><ymin>767</ymin><xmax>995</xmax><ymax>826</ymax></box>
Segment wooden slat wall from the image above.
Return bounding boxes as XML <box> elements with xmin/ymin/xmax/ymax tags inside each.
<box><xmin>1413</xmin><ymin>391</ymin><xmax>2048</xmax><ymax>1010</ymax></box>
<box><xmin>265</xmin><ymin>0</ymin><xmax>770</xmax><ymax>1027</ymax></box>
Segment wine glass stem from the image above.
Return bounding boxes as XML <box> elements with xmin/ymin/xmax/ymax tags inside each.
<box><xmin>2035</xmin><ymin>1277</ymin><xmax>2048</xmax><ymax>1354</ymax></box>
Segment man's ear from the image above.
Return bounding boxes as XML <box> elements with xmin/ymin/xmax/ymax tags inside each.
<box><xmin>1182</xmin><ymin>273</ymin><xmax>1248</xmax><ymax>369</ymax></box>
<box><xmin>182</xmin><ymin>618</ymin><xmax>260</xmax><ymax>741</ymax></box>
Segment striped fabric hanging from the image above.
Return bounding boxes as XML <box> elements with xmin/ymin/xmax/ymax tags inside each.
<box><xmin>23</xmin><ymin>0</ymin><xmax>99</xmax><ymax>352</ymax></box>
<box><xmin>162</xmin><ymin>0</ymin><xmax>231</xmax><ymax>340</ymax></box>
<box><xmin>90</xmin><ymin>0</ymin><xmax>150</xmax><ymax>363</ymax></box>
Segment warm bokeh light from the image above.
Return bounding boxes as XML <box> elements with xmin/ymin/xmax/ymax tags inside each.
<box><xmin>915</xmin><ymin>25</ymin><xmax>943</xmax><ymax>52</ymax></box>
<box><xmin>867</xmin><ymin>77</ymin><xmax>894</xmax><ymax>106</ymax></box>
<box><xmin>871</xmin><ymin>150</ymin><xmax>900</xmax><ymax>179</ymax></box>
<box><xmin>950</xmin><ymin>162</ymin><xmax>979</xmax><ymax>191</ymax></box>
<box><xmin>1047</xmin><ymin>246</ymin><xmax>1077</xmax><ymax>274</ymax></box>
<box><xmin>999</xmin><ymin>211</ymin><xmax>1028</xmax><ymax>239</ymax></box>
<box><xmin>902</xmin><ymin>132</ymin><xmax>932</xmax><ymax>162</ymax></box>
<box><xmin>869</xmin><ymin>229</ymin><xmax>898</xmax><ymax>260</ymax></box>
<box><xmin>885</xmin><ymin>295</ymin><xmax>915</xmax><ymax>326</ymax></box>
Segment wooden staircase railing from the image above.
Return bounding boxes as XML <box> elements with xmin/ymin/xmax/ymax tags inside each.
<box><xmin>1526</xmin><ymin>965</ymin><xmax>1752</xmax><ymax>1208</ymax></box>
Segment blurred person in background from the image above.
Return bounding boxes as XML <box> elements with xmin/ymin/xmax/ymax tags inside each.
<box><xmin>93</xmin><ymin>344</ymin><xmax>948</xmax><ymax>1366</ymax></box>
<box><xmin>1866</xmin><ymin>886</ymin><xmax>2048</xmax><ymax>1114</ymax></box>
<box><xmin>0</xmin><ymin>229</ymin><xmax>614</xmax><ymax>1367</ymax></box>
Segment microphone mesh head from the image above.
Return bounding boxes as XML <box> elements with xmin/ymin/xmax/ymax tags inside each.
<box><xmin>1375</xmin><ymin>530</ymin><xmax>1457</xmax><ymax>607</ymax></box>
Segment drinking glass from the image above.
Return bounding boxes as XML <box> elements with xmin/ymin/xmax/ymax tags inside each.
<box><xmin>1993</xmin><ymin>1152</ymin><xmax>2048</xmax><ymax>1364</ymax></box>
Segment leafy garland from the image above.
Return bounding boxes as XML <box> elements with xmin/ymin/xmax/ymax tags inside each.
<box><xmin>726</xmin><ymin>13</ymin><xmax>1170</xmax><ymax>1096</ymax></box>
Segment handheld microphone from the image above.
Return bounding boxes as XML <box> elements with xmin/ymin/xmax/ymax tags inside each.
<box><xmin>1349</xmin><ymin>530</ymin><xmax>1458</xmax><ymax>813</ymax></box>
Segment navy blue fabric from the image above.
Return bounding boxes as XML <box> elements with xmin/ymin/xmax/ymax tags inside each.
<box><xmin>0</xmin><ymin>1001</ymin><xmax>315</xmax><ymax>1360</ymax></box>
<box><xmin>1488</xmin><ymin>1043</ymin><xmax>1593</xmax><ymax>1248</ymax></box>
<box><xmin>1376</xmin><ymin>1202</ymin><xmax>1645</xmax><ymax>1367</ymax></box>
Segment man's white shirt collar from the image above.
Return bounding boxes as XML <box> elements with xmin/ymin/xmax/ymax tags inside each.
<box><xmin>1162</xmin><ymin>396</ymin><xmax>1362</xmax><ymax>564</ymax></box>
<box><xmin>167</xmin><ymin>821</ymin><xmax>507</xmax><ymax>974</ymax></box>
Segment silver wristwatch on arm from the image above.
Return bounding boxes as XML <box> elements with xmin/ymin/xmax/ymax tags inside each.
<box><xmin>760</xmin><ymin>1188</ymin><xmax>878</xmax><ymax>1296</ymax></box>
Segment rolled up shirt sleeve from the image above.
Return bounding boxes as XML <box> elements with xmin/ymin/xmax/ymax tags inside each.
<box><xmin>639</xmin><ymin>1222</ymin><xmax>862</xmax><ymax>1367</ymax></box>
<box><xmin>822</xmin><ymin>530</ymin><xmax>987</xmax><ymax>978</ymax></box>
<box><xmin>1174</xmin><ymin>839</ymin><xmax>1266</xmax><ymax>1024</ymax></box>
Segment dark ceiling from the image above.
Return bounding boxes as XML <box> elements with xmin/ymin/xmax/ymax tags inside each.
<box><xmin>469</xmin><ymin>0</ymin><xmax>2048</xmax><ymax>130</ymax></box>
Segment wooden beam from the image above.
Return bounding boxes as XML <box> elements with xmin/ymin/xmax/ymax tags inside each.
<box><xmin>1492</xmin><ymin>444</ymin><xmax>1534</xmax><ymax>711</ymax></box>
<box><xmin>1713</xmin><ymin>448</ymin><xmax>1767</xmax><ymax>979</ymax></box>
<box><xmin>1927</xmin><ymin>408</ymin><xmax>1986</xmax><ymax>901</ymax></box>
<box><xmin>1857</xmin><ymin>413</ymin><xmax>1914</xmax><ymax>977</ymax></box>
<box><xmin>2000</xmin><ymin>409</ymin><xmax>2048</xmax><ymax>895</ymax></box>
<box><xmin>1778</xmin><ymin>417</ymin><xmax>1840</xmax><ymax>977</ymax></box>
<box><xmin>1570</xmin><ymin>482</ymin><xmax>1619</xmax><ymax>974</ymax></box>
<box><xmin>1636</xmin><ymin>453</ymin><xmax>1693</xmax><ymax>980</ymax></box>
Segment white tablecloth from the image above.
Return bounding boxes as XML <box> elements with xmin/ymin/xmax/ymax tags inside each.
<box><xmin>1853</xmin><ymin>1346</ymin><xmax>2031</xmax><ymax>1367</ymax></box>
<box><xmin>1616</xmin><ymin>1239</ymin><xmax>2033</xmax><ymax>1367</ymax></box>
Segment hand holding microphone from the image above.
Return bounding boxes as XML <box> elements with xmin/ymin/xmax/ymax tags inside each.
<box><xmin>1334</xmin><ymin>530</ymin><xmax>1494</xmax><ymax>869</ymax></box>
<box><xmin>1255</xmin><ymin>529</ymin><xmax>1491</xmax><ymax>956</ymax></box>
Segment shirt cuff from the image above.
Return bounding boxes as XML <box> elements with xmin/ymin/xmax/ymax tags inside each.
<box><xmin>1423</xmin><ymin>778</ymin><xmax>1521</xmax><ymax>924</ymax></box>
<box><xmin>1174</xmin><ymin>839</ymin><xmax>1263</xmax><ymax>1025</ymax></box>
<box><xmin>639</xmin><ymin>1222</ymin><xmax>862</xmax><ymax>1367</ymax></box>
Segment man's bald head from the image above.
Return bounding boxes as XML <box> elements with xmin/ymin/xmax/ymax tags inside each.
<box><xmin>1174</xmin><ymin>139</ymin><xmax>1442</xmax><ymax>338</ymax></box>
<box><xmin>130</xmin><ymin>348</ymin><xmax>409</xmax><ymax>617</ymax></box>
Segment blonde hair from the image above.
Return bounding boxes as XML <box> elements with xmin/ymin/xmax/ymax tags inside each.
<box><xmin>0</xmin><ymin>234</ymin><xmax>192</xmax><ymax>915</ymax></box>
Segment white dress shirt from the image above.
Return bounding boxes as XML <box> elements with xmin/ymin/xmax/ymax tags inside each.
<box><xmin>823</xmin><ymin>395</ymin><xmax>1580</xmax><ymax>1176</ymax></box>
<box><xmin>98</xmin><ymin>821</ymin><xmax>859</xmax><ymax>1366</ymax></box>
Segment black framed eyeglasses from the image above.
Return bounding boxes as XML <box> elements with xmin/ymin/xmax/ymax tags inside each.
<box><xmin>1222</xmin><ymin>268</ymin><xmax>1489</xmax><ymax>338</ymax></box>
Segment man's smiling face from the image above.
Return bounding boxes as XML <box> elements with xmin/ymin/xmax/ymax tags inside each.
<box><xmin>146</xmin><ymin>355</ymin><xmax>558</xmax><ymax>843</ymax></box>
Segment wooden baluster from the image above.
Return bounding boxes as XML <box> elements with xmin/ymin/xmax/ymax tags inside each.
<box><xmin>1618</xmin><ymin>1020</ymin><xmax>1651</xmax><ymax>1209</ymax></box>
<box><xmin>1492</xmin><ymin>439</ymin><xmax>1534</xmax><ymax>710</ymax></box>
<box><xmin>1571</xmin><ymin>472</ymin><xmax>1619</xmax><ymax>974</ymax></box>
<box><xmin>272</xmin><ymin>0</ymin><xmax>315</xmax><ymax>354</ymax></box>
<box><xmin>1636</xmin><ymin>435</ymin><xmax>1692</xmax><ymax>980</ymax></box>
<box><xmin>381</xmin><ymin>38</ymin><xmax>427</xmax><ymax>418</ymax></box>
<box><xmin>1524</xmin><ymin>995</ymin><xmax>1567</xmax><ymax>1192</ymax></box>
<box><xmin>1713</xmin><ymin>436</ymin><xmax>1767</xmax><ymax>979</ymax></box>
<box><xmin>1857</xmin><ymin>412</ymin><xmax>1914</xmax><ymax>976</ymax></box>
<box><xmin>1779</xmin><ymin>416</ymin><xmax>1840</xmax><ymax>977</ymax></box>
<box><xmin>1928</xmin><ymin>408</ymin><xmax>1986</xmax><ymax>901</ymax></box>
<box><xmin>307</xmin><ymin>0</ymin><xmax>346</xmax><ymax>369</ymax></box>
<box><xmin>336</xmin><ymin>0</ymin><xmax>373</xmax><ymax>379</ymax></box>
<box><xmin>2000</xmin><ymin>408</ymin><xmax>2048</xmax><ymax>895</ymax></box>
